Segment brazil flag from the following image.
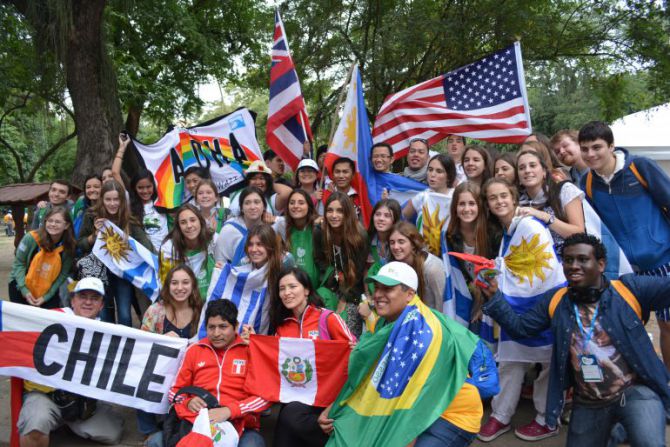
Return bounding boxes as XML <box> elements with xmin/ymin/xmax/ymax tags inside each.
<box><xmin>327</xmin><ymin>295</ymin><xmax>479</xmax><ymax>446</ymax></box>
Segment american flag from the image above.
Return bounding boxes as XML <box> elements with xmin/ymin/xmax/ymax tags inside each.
<box><xmin>266</xmin><ymin>9</ymin><xmax>313</xmax><ymax>170</ymax></box>
<box><xmin>373</xmin><ymin>42</ymin><xmax>532</xmax><ymax>157</ymax></box>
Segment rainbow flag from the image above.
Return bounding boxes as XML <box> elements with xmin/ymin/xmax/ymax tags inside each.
<box><xmin>133</xmin><ymin>108</ymin><xmax>263</xmax><ymax>209</ymax></box>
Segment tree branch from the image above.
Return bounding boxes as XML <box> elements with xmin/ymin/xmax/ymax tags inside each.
<box><xmin>26</xmin><ymin>128</ymin><xmax>77</xmax><ymax>182</ymax></box>
<box><xmin>0</xmin><ymin>135</ymin><xmax>25</xmax><ymax>181</ymax></box>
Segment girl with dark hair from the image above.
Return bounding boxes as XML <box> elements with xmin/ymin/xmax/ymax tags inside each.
<box><xmin>78</xmin><ymin>180</ymin><xmax>153</xmax><ymax>326</ymax></box>
<box><xmin>402</xmin><ymin>153</ymin><xmax>458</xmax><ymax>256</ymax></box>
<box><xmin>71</xmin><ymin>174</ymin><xmax>102</xmax><ymax>239</ymax></box>
<box><xmin>315</xmin><ymin>192</ymin><xmax>368</xmax><ymax>337</ymax></box>
<box><xmin>494</xmin><ymin>153</ymin><xmax>518</xmax><ymax>186</ymax></box>
<box><xmin>159</xmin><ymin>204</ymin><xmax>214</xmax><ymax>299</ymax></box>
<box><xmin>138</xmin><ymin>265</ymin><xmax>204</xmax><ymax>443</ymax></box>
<box><xmin>228</xmin><ymin>160</ymin><xmax>292</xmax><ymax>216</ymax></box>
<box><xmin>520</xmin><ymin>140</ymin><xmax>568</xmax><ymax>182</ymax></box>
<box><xmin>195</xmin><ymin>179</ymin><xmax>229</xmax><ymax>235</ymax></box>
<box><xmin>294</xmin><ymin>159</ymin><xmax>323</xmax><ymax>209</ymax></box>
<box><xmin>214</xmin><ymin>187</ymin><xmax>267</xmax><ymax>266</ymax></box>
<box><xmin>10</xmin><ymin>207</ymin><xmax>76</xmax><ymax>309</ymax></box>
<box><xmin>269</xmin><ymin>266</ymin><xmax>354</xmax><ymax>447</ymax></box>
<box><xmin>462</xmin><ymin>145</ymin><xmax>493</xmax><ymax>187</ymax></box>
<box><xmin>388</xmin><ymin>221</ymin><xmax>446</xmax><ymax>312</ymax></box>
<box><xmin>273</xmin><ymin>189</ymin><xmax>321</xmax><ymax>287</ymax></box>
<box><xmin>515</xmin><ymin>150</ymin><xmax>585</xmax><ymax>253</ymax></box>
<box><xmin>446</xmin><ymin>182</ymin><xmax>501</xmax><ymax>326</ymax></box>
<box><xmin>130</xmin><ymin>169</ymin><xmax>169</xmax><ymax>252</ymax></box>
<box><xmin>366</xmin><ymin>198</ymin><xmax>402</xmax><ymax>279</ymax></box>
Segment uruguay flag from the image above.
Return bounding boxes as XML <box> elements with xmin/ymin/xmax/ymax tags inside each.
<box><xmin>441</xmin><ymin>236</ymin><xmax>472</xmax><ymax>327</ymax></box>
<box><xmin>496</xmin><ymin>216</ymin><xmax>566</xmax><ymax>363</ymax></box>
<box><xmin>583</xmin><ymin>200</ymin><xmax>633</xmax><ymax>279</ymax></box>
<box><xmin>93</xmin><ymin>219</ymin><xmax>160</xmax><ymax>301</ymax></box>
<box><xmin>198</xmin><ymin>263</ymin><xmax>269</xmax><ymax>338</ymax></box>
<box><xmin>325</xmin><ymin>65</ymin><xmax>425</xmax><ymax>227</ymax></box>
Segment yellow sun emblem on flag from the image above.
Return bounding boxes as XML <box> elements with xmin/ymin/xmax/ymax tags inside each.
<box><xmin>100</xmin><ymin>226</ymin><xmax>131</xmax><ymax>263</ymax></box>
<box><xmin>420</xmin><ymin>203</ymin><xmax>447</xmax><ymax>256</ymax></box>
<box><xmin>504</xmin><ymin>234</ymin><xmax>553</xmax><ymax>286</ymax></box>
<box><xmin>342</xmin><ymin>106</ymin><xmax>357</xmax><ymax>151</ymax></box>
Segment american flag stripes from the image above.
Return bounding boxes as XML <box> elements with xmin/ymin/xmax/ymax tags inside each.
<box><xmin>372</xmin><ymin>42</ymin><xmax>532</xmax><ymax>157</ymax></box>
<box><xmin>266</xmin><ymin>9</ymin><xmax>313</xmax><ymax>171</ymax></box>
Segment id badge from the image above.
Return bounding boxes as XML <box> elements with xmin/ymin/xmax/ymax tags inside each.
<box><xmin>579</xmin><ymin>354</ymin><xmax>604</xmax><ymax>383</ymax></box>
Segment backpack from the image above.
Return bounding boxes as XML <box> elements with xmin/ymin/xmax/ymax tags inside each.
<box><xmin>548</xmin><ymin>280</ymin><xmax>643</xmax><ymax>322</ymax></box>
<box><xmin>24</xmin><ymin>231</ymin><xmax>64</xmax><ymax>298</ymax></box>
<box><xmin>163</xmin><ymin>386</ymin><xmax>220</xmax><ymax>447</ymax></box>
<box><xmin>465</xmin><ymin>339</ymin><xmax>500</xmax><ymax>399</ymax></box>
<box><xmin>318</xmin><ymin>308</ymin><xmax>334</xmax><ymax>340</ymax></box>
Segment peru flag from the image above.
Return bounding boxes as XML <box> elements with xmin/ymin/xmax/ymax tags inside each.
<box><xmin>245</xmin><ymin>335</ymin><xmax>350</xmax><ymax>407</ymax></box>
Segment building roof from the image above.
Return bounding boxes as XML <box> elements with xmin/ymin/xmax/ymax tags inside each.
<box><xmin>0</xmin><ymin>183</ymin><xmax>52</xmax><ymax>205</ymax></box>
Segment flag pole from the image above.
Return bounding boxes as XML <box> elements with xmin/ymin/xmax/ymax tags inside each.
<box><xmin>322</xmin><ymin>62</ymin><xmax>357</xmax><ymax>188</ymax></box>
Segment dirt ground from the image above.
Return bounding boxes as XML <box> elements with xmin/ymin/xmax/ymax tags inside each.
<box><xmin>0</xmin><ymin>230</ymin><xmax>666</xmax><ymax>446</ymax></box>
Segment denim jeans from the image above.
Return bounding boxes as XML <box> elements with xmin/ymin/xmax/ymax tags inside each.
<box><xmin>239</xmin><ymin>429</ymin><xmax>265</xmax><ymax>447</ymax></box>
<box><xmin>136</xmin><ymin>410</ymin><xmax>160</xmax><ymax>436</ymax></box>
<box><xmin>102</xmin><ymin>274</ymin><xmax>134</xmax><ymax>326</ymax></box>
<box><xmin>567</xmin><ymin>384</ymin><xmax>665</xmax><ymax>447</ymax></box>
<box><xmin>415</xmin><ymin>417</ymin><xmax>477</xmax><ymax>447</ymax></box>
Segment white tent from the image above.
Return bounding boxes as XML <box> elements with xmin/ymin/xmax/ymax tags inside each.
<box><xmin>610</xmin><ymin>103</ymin><xmax>670</xmax><ymax>173</ymax></box>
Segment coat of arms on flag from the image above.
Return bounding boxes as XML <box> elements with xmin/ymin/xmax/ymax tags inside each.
<box><xmin>245</xmin><ymin>335</ymin><xmax>350</xmax><ymax>407</ymax></box>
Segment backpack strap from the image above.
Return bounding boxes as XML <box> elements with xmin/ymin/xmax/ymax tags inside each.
<box><xmin>318</xmin><ymin>308</ymin><xmax>333</xmax><ymax>340</ymax></box>
<box><xmin>585</xmin><ymin>171</ymin><xmax>593</xmax><ymax>201</ymax></box>
<box><xmin>629</xmin><ymin>162</ymin><xmax>648</xmax><ymax>189</ymax></box>
<box><xmin>611</xmin><ymin>280</ymin><xmax>642</xmax><ymax>321</ymax></box>
<box><xmin>548</xmin><ymin>287</ymin><xmax>568</xmax><ymax>318</ymax></box>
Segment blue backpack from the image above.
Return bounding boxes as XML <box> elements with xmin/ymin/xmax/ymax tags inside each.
<box><xmin>466</xmin><ymin>339</ymin><xmax>500</xmax><ymax>399</ymax></box>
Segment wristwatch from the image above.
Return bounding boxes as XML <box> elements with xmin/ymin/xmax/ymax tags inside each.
<box><xmin>546</xmin><ymin>214</ymin><xmax>555</xmax><ymax>225</ymax></box>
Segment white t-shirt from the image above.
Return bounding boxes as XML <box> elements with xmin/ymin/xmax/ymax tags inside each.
<box><xmin>143</xmin><ymin>203</ymin><xmax>168</xmax><ymax>252</ymax></box>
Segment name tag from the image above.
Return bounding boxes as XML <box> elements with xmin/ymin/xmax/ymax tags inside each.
<box><xmin>579</xmin><ymin>354</ymin><xmax>604</xmax><ymax>383</ymax></box>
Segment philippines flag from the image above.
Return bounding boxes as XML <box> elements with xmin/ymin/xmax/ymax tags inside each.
<box><xmin>267</xmin><ymin>9</ymin><xmax>313</xmax><ymax>171</ymax></box>
<box><xmin>373</xmin><ymin>42</ymin><xmax>532</xmax><ymax>158</ymax></box>
<box><xmin>93</xmin><ymin>219</ymin><xmax>160</xmax><ymax>301</ymax></box>
<box><xmin>199</xmin><ymin>263</ymin><xmax>269</xmax><ymax>337</ymax></box>
<box><xmin>245</xmin><ymin>335</ymin><xmax>351</xmax><ymax>407</ymax></box>
<box><xmin>325</xmin><ymin>65</ymin><xmax>425</xmax><ymax>227</ymax></box>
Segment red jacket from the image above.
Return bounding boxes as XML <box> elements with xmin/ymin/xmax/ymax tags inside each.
<box><xmin>169</xmin><ymin>335</ymin><xmax>270</xmax><ymax>432</ymax></box>
<box><xmin>276</xmin><ymin>305</ymin><xmax>356</xmax><ymax>341</ymax></box>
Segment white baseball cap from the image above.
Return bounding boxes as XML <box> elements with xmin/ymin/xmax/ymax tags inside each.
<box><xmin>366</xmin><ymin>261</ymin><xmax>418</xmax><ymax>291</ymax></box>
<box><xmin>73</xmin><ymin>277</ymin><xmax>105</xmax><ymax>296</ymax></box>
<box><xmin>297</xmin><ymin>158</ymin><xmax>319</xmax><ymax>172</ymax></box>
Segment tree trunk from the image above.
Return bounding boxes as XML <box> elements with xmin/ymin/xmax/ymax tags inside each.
<box><xmin>65</xmin><ymin>0</ymin><xmax>123</xmax><ymax>186</ymax></box>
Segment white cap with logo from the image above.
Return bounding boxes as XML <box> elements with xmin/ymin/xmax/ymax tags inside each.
<box><xmin>74</xmin><ymin>277</ymin><xmax>105</xmax><ymax>296</ymax></box>
<box><xmin>366</xmin><ymin>261</ymin><xmax>418</xmax><ymax>291</ymax></box>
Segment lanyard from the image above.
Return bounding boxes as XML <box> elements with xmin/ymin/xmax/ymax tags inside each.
<box><xmin>573</xmin><ymin>303</ymin><xmax>599</xmax><ymax>351</ymax></box>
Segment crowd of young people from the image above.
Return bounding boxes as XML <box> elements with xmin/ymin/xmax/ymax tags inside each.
<box><xmin>10</xmin><ymin>119</ymin><xmax>670</xmax><ymax>447</ymax></box>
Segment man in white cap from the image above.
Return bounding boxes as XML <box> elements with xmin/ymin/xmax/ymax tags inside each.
<box><xmin>17</xmin><ymin>277</ymin><xmax>124</xmax><ymax>447</ymax></box>
<box><xmin>319</xmin><ymin>262</ymin><xmax>484</xmax><ymax>446</ymax></box>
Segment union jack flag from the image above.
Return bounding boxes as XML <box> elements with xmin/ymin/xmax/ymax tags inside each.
<box><xmin>373</xmin><ymin>42</ymin><xmax>532</xmax><ymax>158</ymax></box>
<box><xmin>266</xmin><ymin>9</ymin><xmax>313</xmax><ymax>170</ymax></box>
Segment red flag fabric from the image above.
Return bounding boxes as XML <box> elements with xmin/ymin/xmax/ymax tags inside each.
<box><xmin>245</xmin><ymin>335</ymin><xmax>350</xmax><ymax>407</ymax></box>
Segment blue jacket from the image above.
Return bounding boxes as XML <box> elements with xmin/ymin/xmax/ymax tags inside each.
<box><xmin>580</xmin><ymin>148</ymin><xmax>670</xmax><ymax>271</ymax></box>
<box><xmin>482</xmin><ymin>274</ymin><xmax>670</xmax><ymax>428</ymax></box>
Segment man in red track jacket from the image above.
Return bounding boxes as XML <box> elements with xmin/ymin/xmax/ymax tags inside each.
<box><xmin>170</xmin><ymin>299</ymin><xmax>270</xmax><ymax>446</ymax></box>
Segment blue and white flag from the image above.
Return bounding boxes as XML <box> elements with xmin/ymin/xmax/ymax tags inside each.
<box><xmin>496</xmin><ymin>216</ymin><xmax>566</xmax><ymax>363</ymax></box>
<box><xmin>93</xmin><ymin>219</ymin><xmax>160</xmax><ymax>301</ymax></box>
<box><xmin>583</xmin><ymin>201</ymin><xmax>633</xmax><ymax>280</ymax></box>
<box><xmin>198</xmin><ymin>263</ymin><xmax>270</xmax><ymax>338</ymax></box>
<box><xmin>441</xmin><ymin>236</ymin><xmax>472</xmax><ymax>328</ymax></box>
